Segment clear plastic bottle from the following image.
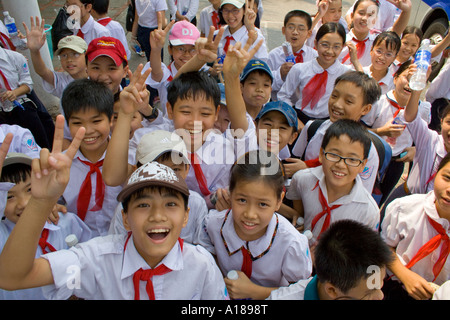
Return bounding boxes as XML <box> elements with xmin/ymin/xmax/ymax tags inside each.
<box><xmin>303</xmin><ymin>230</ymin><xmax>317</xmax><ymax>247</ymax></box>
<box><xmin>227</xmin><ymin>270</ymin><xmax>239</xmax><ymax>280</ymax></box>
<box><xmin>409</xmin><ymin>39</ymin><xmax>432</xmax><ymax>91</ymax></box>
<box><xmin>3</xmin><ymin>11</ymin><xmax>26</xmax><ymax>50</ymax></box>
<box><xmin>65</xmin><ymin>234</ymin><xmax>79</xmax><ymax>247</ymax></box>
<box><xmin>282</xmin><ymin>41</ymin><xmax>295</xmax><ymax>63</ymax></box>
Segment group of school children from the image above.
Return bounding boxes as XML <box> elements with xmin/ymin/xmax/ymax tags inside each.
<box><xmin>0</xmin><ymin>0</ymin><xmax>449</xmax><ymax>301</ymax></box>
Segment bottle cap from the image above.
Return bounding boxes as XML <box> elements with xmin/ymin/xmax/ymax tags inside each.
<box><xmin>303</xmin><ymin>230</ymin><xmax>313</xmax><ymax>240</ymax></box>
<box><xmin>227</xmin><ymin>270</ymin><xmax>239</xmax><ymax>280</ymax></box>
<box><xmin>296</xmin><ymin>217</ymin><xmax>304</xmax><ymax>225</ymax></box>
<box><xmin>3</xmin><ymin>11</ymin><xmax>8</xmax><ymax>16</ymax></box>
<box><xmin>65</xmin><ymin>234</ymin><xmax>79</xmax><ymax>247</ymax></box>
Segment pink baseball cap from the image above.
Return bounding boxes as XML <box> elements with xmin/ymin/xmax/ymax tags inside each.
<box><xmin>86</xmin><ymin>37</ymin><xmax>128</xmax><ymax>66</ymax></box>
<box><xmin>168</xmin><ymin>21</ymin><xmax>200</xmax><ymax>46</ymax></box>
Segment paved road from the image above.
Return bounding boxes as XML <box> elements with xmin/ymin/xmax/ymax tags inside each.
<box><xmin>0</xmin><ymin>0</ymin><xmax>354</xmax><ymax>115</ymax></box>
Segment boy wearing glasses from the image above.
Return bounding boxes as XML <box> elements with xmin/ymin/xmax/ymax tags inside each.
<box><xmin>287</xmin><ymin>119</ymin><xmax>380</xmax><ymax>242</ymax></box>
<box><xmin>25</xmin><ymin>17</ymin><xmax>88</xmax><ymax>99</ymax></box>
<box><xmin>268</xmin><ymin>10</ymin><xmax>317</xmax><ymax>101</ymax></box>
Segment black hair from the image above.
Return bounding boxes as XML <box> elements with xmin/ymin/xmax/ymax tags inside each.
<box><xmin>394</xmin><ymin>59</ymin><xmax>412</xmax><ymax>78</ymax></box>
<box><xmin>121</xmin><ymin>186</ymin><xmax>189</xmax><ymax>212</ymax></box>
<box><xmin>315</xmin><ymin>219</ymin><xmax>394</xmax><ymax>294</ymax></box>
<box><xmin>167</xmin><ymin>71</ymin><xmax>220</xmax><ymax>110</ymax></box>
<box><xmin>218</xmin><ymin>2</ymin><xmax>246</xmax><ymax>25</ymax></box>
<box><xmin>284</xmin><ymin>10</ymin><xmax>313</xmax><ymax>30</ymax></box>
<box><xmin>334</xmin><ymin>71</ymin><xmax>381</xmax><ymax>106</ymax></box>
<box><xmin>437</xmin><ymin>152</ymin><xmax>450</xmax><ymax>173</ymax></box>
<box><xmin>372</xmin><ymin>31</ymin><xmax>402</xmax><ymax>55</ymax></box>
<box><xmin>352</xmin><ymin>0</ymin><xmax>379</xmax><ymax>13</ymax></box>
<box><xmin>92</xmin><ymin>0</ymin><xmax>109</xmax><ymax>15</ymax></box>
<box><xmin>0</xmin><ymin>163</ymin><xmax>31</xmax><ymax>184</ymax></box>
<box><xmin>61</xmin><ymin>78</ymin><xmax>114</xmax><ymax>122</ymax></box>
<box><xmin>315</xmin><ymin>22</ymin><xmax>346</xmax><ymax>44</ymax></box>
<box><xmin>229</xmin><ymin>150</ymin><xmax>285</xmax><ymax>200</ymax></box>
<box><xmin>321</xmin><ymin>119</ymin><xmax>372</xmax><ymax>159</ymax></box>
<box><xmin>401</xmin><ymin>26</ymin><xmax>423</xmax><ymax>43</ymax></box>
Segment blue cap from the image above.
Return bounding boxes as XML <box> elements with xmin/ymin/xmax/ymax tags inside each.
<box><xmin>218</xmin><ymin>83</ymin><xmax>226</xmax><ymax>105</ymax></box>
<box><xmin>240</xmin><ymin>59</ymin><xmax>273</xmax><ymax>83</ymax></box>
<box><xmin>256</xmin><ymin>101</ymin><xmax>298</xmax><ymax>129</ymax></box>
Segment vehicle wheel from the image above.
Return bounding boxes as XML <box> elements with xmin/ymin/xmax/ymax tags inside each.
<box><xmin>423</xmin><ymin>18</ymin><xmax>448</xmax><ymax>81</ymax></box>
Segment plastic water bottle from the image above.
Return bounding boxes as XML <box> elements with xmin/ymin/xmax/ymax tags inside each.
<box><xmin>227</xmin><ymin>270</ymin><xmax>239</xmax><ymax>280</ymax></box>
<box><xmin>65</xmin><ymin>234</ymin><xmax>79</xmax><ymax>247</ymax></box>
<box><xmin>182</xmin><ymin>6</ymin><xmax>189</xmax><ymax>16</ymax></box>
<box><xmin>303</xmin><ymin>230</ymin><xmax>317</xmax><ymax>247</ymax></box>
<box><xmin>295</xmin><ymin>217</ymin><xmax>304</xmax><ymax>228</ymax></box>
<box><xmin>0</xmin><ymin>88</ymin><xmax>22</xmax><ymax>112</ymax></box>
<box><xmin>282</xmin><ymin>41</ymin><xmax>295</xmax><ymax>63</ymax></box>
<box><xmin>409</xmin><ymin>39</ymin><xmax>432</xmax><ymax>91</ymax></box>
<box><xmin>3</xmin><ymin>11</ymin><xmax>26</xmax><ymax>50</ymax></box>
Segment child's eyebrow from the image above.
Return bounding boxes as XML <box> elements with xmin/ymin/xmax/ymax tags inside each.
<box><xmin>326</xmin><ymin>148</ymin><xmax>363</xmax><ymax>159</ymax></box>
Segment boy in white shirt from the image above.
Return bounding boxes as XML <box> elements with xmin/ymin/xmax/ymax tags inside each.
<box><xmin>0</xmin><ymin>123</ymin><xmax>228</xmax><ymax>299</ymax></box>
<box><xmin>287</xmin><ymin>119</ymin><xmax>380</xmax><ymax>241</ymax></box>
<box><xmin>199</xmin><ymin>0</ymin><xmax>222</xmax><ymax>37</ymax></box>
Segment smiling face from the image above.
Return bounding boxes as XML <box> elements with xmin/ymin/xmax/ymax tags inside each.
<box><xmin>315</xmin><ymin>32</ymin><xmax>345</xmax><ymax>69</ymax></box>
<box><xmin>58</xmin><ymin>48</ymin><xmax>87</xmax><ymax>79</ymax></box>
<box><xmin>370</xmin><ymin>40</ymin><xmax>397</xmax><ymax>72</ymax></box>
<box><xmin>328</xmin><ymin>81</ymin><xmax>371</xmax><ymax>122</ymax></box>
<box><xmin>68</xmin><ymin>108</ymin><xmax>112</xmax><ymax>161</ymax></box>
<box><xmin>87</xmin><ymin>56</ymin><xmax>128</xmax><ymax>94</ymax></box>
<box><xmin>441</xmin><ymin>113</ymin><xmax>450</xmax><ymax>153</ymax></box>
<box><xmin>221</xmin><ymin>4</ymin><xmax>245</xmax><ymax>33</ymax></box>
<box><xmin>167</xmin><ymin>94</ymin><xmax>219</xmax><ymax>153</ymax></box>
<box><xmin>231</xmin><ymin>179</ymin><xmax>283</xmax><ymax>242</ymax></box>
<box><xmin>4</xmin><ymin>174</ymin><xmax>31</xmax><ymax>224</ymax></box>
<box><xmin>122</xmin><ymin>187</ymin><xmax>189</xmax><ymax>268</ymax></box>
<box><xmin>392</xmin><ymin>68</ymin><xmax>413</xmax><ymax>105</ymax></box>
<box><xmin>397</xmin><ymin>33</ymin><xmax>421</xmax><ymax>63</ymax></box>
<box><xmin>322</xmin><ymin>0</ymin><xmax>343</xmax><ymax>24</ymax></box>
<box><xmin>351</xmin><ymin>0</ymin><xmax>378</xmax><ymax>37</ymax></box>
<box><xmin>433</xmin><ymin>161</ymin><xmax>450</xmax><ymax>219</ymax></box>
<box><xmin>282</xmin><ymin>16</ymin><xmax>312</xmax><ymax>53</ymax></box>
<box><xmin>319</xmin><ymin>135</ymin><xmax>367</xmax><ymax>195</ymax></box>
<box><xmin>168</xmin><ymin>45</ymin><xmax>197</xmax><ymax>71</ymax></box>
<box><xmin>240</xmin><ymin>71</ymin><xmax>272</xmax><ymax>112</ymax></box>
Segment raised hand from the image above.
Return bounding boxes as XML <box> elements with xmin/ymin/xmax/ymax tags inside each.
<box><xmin>31</xmin><ymin>115</ymin><xmax>85</xmax><ymax>202</ymax></box>
<box><xmin>23</xmin><ymin>16</ymin><xmax>47</xmax><ymax>51</ymax></box>
<box><xmin>195</xmin><ymin>26</ymin><xmax>224</xmax><ymax>64</ymax></box>
<box><xmin>119</xmin><ymin>64</ymin><xmax>152</xmax><ymax>116</ymax></box>
<box><xmin>0</xmin><ymin>133</ymin><xmax>13</xmax><ymax>177</ymax></box>
<box><xmin>150</xmin><ymin>19</ymin><xmax>175</xmax><ymax>50</ymax></box>
<box><xmin>243</xmin><ymin>0</ymin><xmax>257</xmax><ymax>30</ymax></box>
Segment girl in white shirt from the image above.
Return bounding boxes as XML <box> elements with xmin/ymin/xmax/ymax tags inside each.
<box><xmin>199</xmin><ymin>150</ymin><xmax>312</xmax><ymax>300</ymax></box>
<box><xmin>381</xmin><ymin>152</ymin><xmax>450</xmax><ymax>300</ymax></box>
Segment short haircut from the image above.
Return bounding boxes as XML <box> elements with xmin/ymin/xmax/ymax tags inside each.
<box><xmin>334</xmin><ymin>71</ymin><xmax>381</xmax><ymax>106</ymax></box>
<box><xmin>121</xmin><ymin>186</ymin><xmax>189</xmax><ymax>212</ymax></box>
<box><xmin>321</xmin><ymin>119</ymin><xmax>372</xmax><ymax>159</ymax></box>
<box><xmin>167</xmin><ymin>71</ymin><xmax>220</xmax><ymax>110</ymax></box>
<box><xmin>315</xmin><ymin>22</ymin><xmax>346</xmax><ymax>44</ymax></box>
<box><xmin>372</xmin><ymin>31</ymin><xmax>402</xmax><ymax>55</ymax></box>
<box><xmin>92</xmin><ymin>0</ymin><xmax>109</xmax><ymax>15</ymax></box>
<box><xmin>284</xmin><ymin>10</ymin><xmax>313</xmax><ymax>30</ymax></box>
<box><xmin>0</xmin><ymin>163</ymin><xmax>31</xmax><ymax>184</ymax></box>
<box><xmin>315</xmin><ymin>219</ymin><xmax>394</xmax><ymax>294</ymax></box>
<box><xmin>229</xmin><ymin>150</ymin><xmax>285</xmax><ymax>200</ymax></box>
<box><xmin>61</xmin><ymin>78</ymin><xmax>114</xmax><ymax>122</ymax></box>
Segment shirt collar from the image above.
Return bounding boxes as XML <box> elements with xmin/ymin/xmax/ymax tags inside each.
<box><xmin>312</xmin><ymin>58</ymin><xmax>341</xmax><ymax>74</ymax></box>
<box><xmin>81</xmin><ymin>15</ymin><xmax>94</xmax><ymax>33</ymax></box>
<box><xmin>304</xmin><ymin>275</ymin><xmax>320</xmax><ymax>300</ymax></box>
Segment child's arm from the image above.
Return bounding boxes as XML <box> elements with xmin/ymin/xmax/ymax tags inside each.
<box><xmin>389</xmin><ymin>0</ymin><xmax>412</xmax><ymax>36</ymax></box>
<box><xmin>0</xmin><ymin>84</ymin><xmax>30</xmax><ymax>102</ymax></box>
<box><xmin>23</xmin><ymin>17</ymin><xmax>55</xmax><ymax>86</ymax></box>
<box><xmin>103</xmin><ymin>64</ymin><xmax>152</xmax><ymax>186</ymax></box>
<box><xmin>149</xmin><ymin>17</ymin><xmax>175</xmax><ymax>83</ymax></box>
<box><xmin>431</xmin><ymin>31</ymin><xmax>450</xmax><ymax>58</ymax></box>
<box><xmin>347</xmin><ymin>41</ymin><xmax>364</xmax><ymax>72</ymax></box>
<box><xmin>387</xmin><ymin>247</ymin><xmax>435</xmax><ymax>300</ymax></box>
<box><xmin>403</xmin><ymin>63</ymin><xmax>432</xmax><ymax>122</ymax></box>
<box><xmin>224</xmin><ymin>270</ymin><xmax>278</xmax><ymax>300</ymax></box>
<box><xmin>222</xmin><ymin>33</ymin><xmax>263</xmax><ymax>133</ymax></box>
<box><xmin>243</xmin><ymin>0</ymin><xmax>257</xmax><ymax>33</ymax></box>
<box><xmin>311</xmin><ymin>0</ymin><xmax>329</xmax><ymax>31</ymax></box>
<box><xmin>0</xmin><ymin>115</ymin><xmax>85</xmax><ymax>291</ymax></box>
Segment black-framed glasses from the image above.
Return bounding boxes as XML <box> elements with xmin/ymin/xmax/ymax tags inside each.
<box><xmin>324</xmin><ymin>152</ymin><xmax>364</xmax><ymax>167</ymax></box>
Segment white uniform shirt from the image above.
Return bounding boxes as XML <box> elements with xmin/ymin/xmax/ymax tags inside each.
<box><xmin>97</xmin><ymin>18</ymin><xmax>131</xmax><ymax>59</ymax></box>
<box><xmin>426</xmin><ymin>59</ymin><xmax>450</xmax><ymax>103</ymax></box>
<box><xmin>363</xmin><ymin>65</ymin><xmax>394</xmax><ymax>96</ymax></box>
<box><xmin>267</xmin><ymin>277</ymin><xmax>314</xmax><ymax>300</ymax></box>
<box><xmin>381</xmin><ymin>191</ymin><xmax>450</xmax><ymax>285</ymax></box>
<box><xmin>362</xmin><ymin>91</ymin><xmax>431</xmax><ymax>156</ymax></box>
<box><xmin>108</xmin><ymin>190</ymin><xmax>208</xmax><ymax>245</ymax></box>
<box><xmin>62</xmin><ymin>150</ymin><xmax>122</xmax><ymax>237</ymax></box>
<box><xmin>199</xmin><ymin>209</ymin><xmax>312</xmax><ymax>287</ymax></box>
<box><xmin>167</xmin><ymin>0</ymin><xmax>199</xmax><ymax>22</ymax></box>
<box><xmin>291</xmin><ymin>119</ymin><xmax>379</xmax><ymax>193</ymax></box>
<box><xmin>42</xmin><ymin>71</ymin><xmax>74</xmax><ymax>99</ymax></box>
<box><xmin>0</xmin><ymin>124</ymin><xmax>41</xmax><ymax>157</ymax></box>
<box><xmin>136</xmin><ymin>0</ymin><xmax>168</xmax><ymax>28</ymax></box>
<box><xmin>268</xmin><ymin>44</ymin><xmax>318</xmax><ymax>101</ymax></box>
<box><xmin>42</xmin><ymin>233</ymin><xmax>228</xmax><ymax>299</ymax></box>
<box><xmin>215</xmin><ymin>25</ymin><xmax>269</xmax><ymax>62</ymax></box>
<box><xmin>74</xmin><ymin>15</ymin><xmax>110</xmax><ymax>45</ymax></box>
<box><xmin>0</xmin><ymin>212</ymin><xmax>91</xmax><ymax>299</ymax></box>
<box><xmin>277</xmin><ymin>59</ymin><xmax>351</xmax><ymax>118</ymax></box>
<box><xmin>199</xmin><ymin>4</ymin><xmax>220</xmax><ymax>37</ymax></box>
<box><xmin>0</xmin><ymin>47</ymin><xmax>33</xmax><ymax>99</ymax></box>
<box><xmin>339</xmin><ymin>30</ymin><xmax>378</xmax><ymax>68</ymax></box>
<box><xmin>287</xmin><ymin>166</ymin><xmax>380</xmax><ymax>239</ymax></box>
<box><xmin>397</xmin><ymin>110</ymin><xmax>446</xmax><ymax>194</ymax></box>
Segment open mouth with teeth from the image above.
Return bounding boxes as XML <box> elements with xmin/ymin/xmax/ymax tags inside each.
<box><xmin>147</xmin><ymin>228</ymin><xmax>170</xmax><ymax>242</ymax></box>
<box><xmin>83</xmin><ymin>136</ymin><xmax>99</xmax><ymax>144</ymax></box>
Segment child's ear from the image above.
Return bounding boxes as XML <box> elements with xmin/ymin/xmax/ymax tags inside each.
<box><xmin>122</xmin><ymin>65</ymin><xmax>129</xmax><ymax>78</ymax></box>
<box><xmin>318</xmin><ymin>147</ymin><xmax>324</xmax><ymax>164</ymax></box>
<box><xmin>182</xmin><ymin>208</ymin><xmax>190</xmax><ymax>228</ymax></box>
<box><xmin>323</xmin><ymin>281</ymin><xmax>342</xmax><ymax>300</ymax></box>
<box><xmin>282</xmin><ymin>26</ymin><xmax>286</xmax><ymax>36</ymax></box>
<box><xmin>166</xmin><ymin>102</ymin><xmax>174</xmax><ymax>120</ymax></box>
<box><xmin>288</xmin><ymin>129</ymin><xmax>299</xmax><ymax>145</ymax></box>
<box><xmin>215</xmin><ymin>105</ymin><xmax>220</xmax><ymax>122</ymax></box>
<box><xmin>307</xmin><ymin>29</ymin><xmax>312</xmax><ymax>39</ymax></box>
<box><xmin>122</xmin><ymin>210</ymin><xmax>131</xmax><ymax>231</ymax></box>
<box><xmin>361</xmin><ymin>103</ymin><xmax>372</xmax><ymax>116</ymax></box>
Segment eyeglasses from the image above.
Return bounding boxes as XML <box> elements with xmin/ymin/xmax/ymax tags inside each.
<box><xmin>222</xmin><ymin>8</ymin><xmax>242</xmax><ymax>15</ymax></box>
<box><xmin>58</xmin><ymin>52</ymin><xmax>82</xmax><ymax>60</ymax></box>
<box><xmin>285</xmin><ymin>24</ymin><xmax>308</xmax><ymax>33</ymax></box>
<box><xmin>323</xmin><ymin>152</ymin><xmax>364</xmax><ymax>167</ymax></box>
<box><xmin>373</xmin><ymin>49</ymin><xmax>395</xmax><ymax>59</ymax></box>
<box><xmin>173</xmin><ymin>46</ymin><xmax>196</xmax><ymax>55</ymax></box>
<box><xmin>317</xmin><ymin>42</ymin><xmax>343</xmax><ymax>52</ymax></box>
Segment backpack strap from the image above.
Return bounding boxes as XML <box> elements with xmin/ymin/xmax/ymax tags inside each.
<box><xmin>302</xmin><ymin>119</ymin><xmax>326</xmax><ymax>160</ymax></box>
